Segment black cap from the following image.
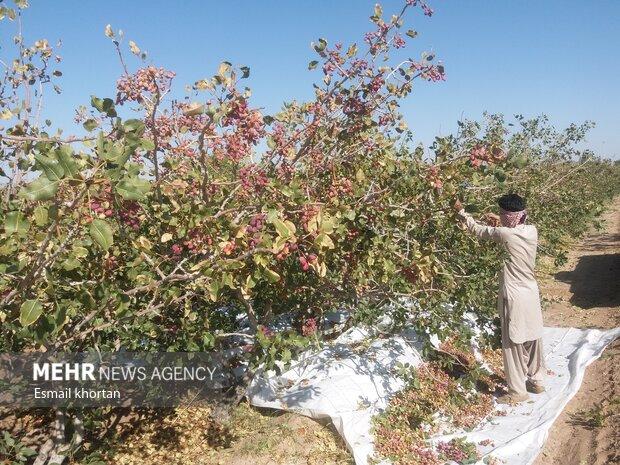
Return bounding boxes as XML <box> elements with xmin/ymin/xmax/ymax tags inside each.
<box><xmin>497</xmin><ymin>193</ymin><xmax>526</xmax><ymax>212</ymax></box>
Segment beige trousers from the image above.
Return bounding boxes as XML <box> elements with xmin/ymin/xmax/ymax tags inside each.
<box><xmin>501</xmin><ymin>300</ymin><xmax>545</xmax><ymax>396</ymax></box>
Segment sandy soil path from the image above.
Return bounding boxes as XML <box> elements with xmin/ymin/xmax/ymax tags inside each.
<box><xmin>534</xmin><ymin>198</ymin><xmax>619</xmax><ymax>465</ymax></box>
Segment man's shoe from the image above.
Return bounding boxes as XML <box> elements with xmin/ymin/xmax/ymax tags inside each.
<box><xmin>526</xmin><ymin>380</ymin><xmax>545</xmax><ymax>394</ymax></box>
<box><xmin>496</xmin><ymin>392</ymin><xmax>529</xmax><ymax>404</ymax></box>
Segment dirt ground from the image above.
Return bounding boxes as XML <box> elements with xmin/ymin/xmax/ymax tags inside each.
<box><xmin>105</xmin><ymin>403</ymin><xmax>353</xmax><ymax>465</ymax></box>
<box><xmin>534</xmin><ymin>197</ymin><xmax>620</xmax><ymax>465</ymax></box>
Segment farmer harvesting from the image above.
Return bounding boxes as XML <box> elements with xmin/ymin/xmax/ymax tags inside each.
<box><xmin>455</xmin><ymin>193</ymin><xmax>545</xmax><ymax>404</ymax></box>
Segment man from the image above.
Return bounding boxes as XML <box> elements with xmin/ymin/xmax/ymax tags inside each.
<box><xmin>455</xmin><ymin>193</ymin><xmax>545</xmax><ymax>404</ymax></box>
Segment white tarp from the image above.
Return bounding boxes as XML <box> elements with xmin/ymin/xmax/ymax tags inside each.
<box><xmin>247</xmin><ymin>325</ymin><xmax>620</xmax><ymax>465</ymax></box>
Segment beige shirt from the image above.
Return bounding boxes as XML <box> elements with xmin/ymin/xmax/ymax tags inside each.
<box><xmin>459</xmin><ymin>210</ymin><xmax>543</xmax><ymax>344</ymax></box>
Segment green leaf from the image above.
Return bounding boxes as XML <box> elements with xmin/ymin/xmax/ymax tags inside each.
<box><xmin>221</xmin><ymin>272</ymin><xmax>235</xmax><ymax>289</ymax></box>
<box><xmin>272</xmin><ymin>235</ymin><xmax>289</xmax><ymax>253</ymax></box>
<box><xmin>62</xmin><ymin>257</ymin><xmax>81</xmax><ymax>271</ymax></box>
<box><xmin>207</xmin><ymin>281</ymin><xmax>220</xmax><ymax>301</ymax></box>
<box><xmin>346</xmin><ymin>43</ymin><xmax>358</xmax><ymax>57</ymax></box>
<box><xmin>464</xmin><ymin>203</ymin><xmax>481</xmax><ymax>213</ymax></box>
<box><xmin>511</xmin><ymin>155</ymin><xmax>528</xmax><ymax>169</ymax></box>
<box><xmin>281</xmin><ymin>348</ymin><xmax>292</xmax><ymax>363</ymax></box>
<box><xmin>102</xmin><ymin>98</ymin><xmax>117</xmax><ymax>117</ymax></box>
<box><xmin>308</xmin><ymin>60</ymin><xmax>319</xmax><ymax>70</ymax></box>
<box><xmin>218</xmin><ymin>61</ymin><xmax>232</xmax><ymax>76</ymax></box>
<box><xmin>314</xmin><ymin>233</ymin><xmax>335</xmax><ymax>249</ymax></box>
<box><xmin>91</xmin><ymin>95</ymin><xmax>104</xmax><ymax>111</ymax></box>
<box><xmin>102</xmin><ymin>142</ymin><xmax>129</xmax><ymax>165</ymax></box>
<box><xmin>245</xmin><ymin>274</ymin><xmax>257</xmax><ymax>289</ymax></box>
<box><xmin>115</xmin><ymin>177</ymin><xmax>151</xmax><ymax>200</ymax></box>
<box><xmin>34</xmin><ymin>154</ymin><xmax>65</xmax><ymax>181</ymax></box>
<box><xmin>319</xmin><ymin>216</ymin><xmax>335</xmax><ymax>234</ymax></box>
<box><xmin>3</xmin><ymin>431</ymin><xmax>15</xmax><ymax>447</ymax></box>
<box><xmin>33</xmin><ymin>206</ymin><xmax>48</xmax><ymax>226</ymax></box>
<box><xmin>83</xmin><ymin>118</ymin><xmax>98</xmax><ymax>131</ymax></box>
<box><xmin>20</xmin><ymin>447</ymin><xmax>37</xmax><ymax>457</ymax></box>
<box><xmin>139</xmin><ymin>138</ymin><xmax>155</xmax><ymax>151</ymax></box>
<box><xmin>203</xmin><ymin>332</ymin><xmax>215</xmax><ymax>349</ymax></box>
<box><xmin>4</xmin><ymin>211</ymin><xmax>29</xmax><ymax>235</ymax></box>
<box><xmin>220</xmin><ymin>259</ymin><xmax>245</xmax><ymax>270</ymax></box>
<box><xmin>89</xmin><ymin>219</ymin><xmax>114</xmax><ymax>251</ymax></box>
<box><xmin>313</xmin><ymin>38</ymin><xmax>327</xmax><ymax>53</ymax></box>
<box><xmin>96</xmin><ymin>131</ymin><xmax>106</xmax><ymax>155</ymax></box>
<box><xmin>73</xmin><ymin>246</ymin><xmax>88</xmax><ymax>258</ymax></box>
<box><xmin>19</xmin><ymin>176</ymin><xmax>58</xmax><ymax>201</ymax></box>
<box><xmin>91</xmin><ymin>95</ymin><xmax>116</xmax><ymax>117</ymax></box>
<box><xmin>48</xmin><ymin>205</ymin><xmax>59</xmax><ymax>221</ymax></box>
<box><xmin>183</xmin><ymin>103</ymin><xmax>204</xmax><ymax>116</ymax></box>
<box><xmin>264</xmin><ymin>268</ymin><xmax>281</xmax><ymax>283</ymax></box>
<box><xmin>20</xmin><ymin>300</ymin><xmax>43</xmax><ymax>327</ymax></box>
<box><xmin>272</xmin><ymin>218</ymin><xmax>293</xmax><ymax>238</ymax></box>
<box><xmin>54</xmin><ymin>145</ymin><xmax>79</xmax><ymax>178</ymax></box>
<box><xmin>124</xmin><ymin>119</ymin><xmax>146</xmax><ymax>133</ymax></box>
<box><xmin>266</xmin><ymin>136</ymin><xmax>276</xmax><ymax>150</ymax></box>
<box><xmin>266</xmin><ymin>209</ymin><xmax>279</xmax><ymax>222</ymax></box>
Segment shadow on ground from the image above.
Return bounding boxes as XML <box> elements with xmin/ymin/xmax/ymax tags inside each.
<box><xmin>555</xmin><ymin>253</ymin><xmax>620</xmax><ymax>309</ymax></box>
<box><xmin>577</xmin><ymin>233</ymin><xmax>619</xmax><ymax>253</ymax></box>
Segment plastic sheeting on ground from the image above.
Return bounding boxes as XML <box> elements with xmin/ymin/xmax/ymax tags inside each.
<box><xmin>247</xmin><ymin>325</ymin><xmax>620</xmax><ymax>465</ymax></box>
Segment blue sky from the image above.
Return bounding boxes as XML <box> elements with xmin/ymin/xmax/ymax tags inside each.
<box><xmin>4</xmin><ymin>0</ymin><xmax>620</xmax><ymax>158</ymax></box>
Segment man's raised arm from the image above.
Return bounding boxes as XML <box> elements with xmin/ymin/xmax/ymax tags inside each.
<box><xmin>453</xmin><ymin>200</ymin><xmax>504</xmax><ymax>243</ymax></box>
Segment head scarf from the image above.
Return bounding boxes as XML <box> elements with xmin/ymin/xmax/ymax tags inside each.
<box><xmin>500</xmin><ymin>208</ymin><xmax>526</xmax><ymax>228</ymax></box>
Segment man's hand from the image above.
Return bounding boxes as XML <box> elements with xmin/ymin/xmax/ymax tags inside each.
<box><xmin>453</xmin><ymin>199</ymin><xmax>463</xmax><ymax>214</ymax></box>
<box><xmin>484</xmin><ymin>212</ymin><xmax>500</xmax><ymax>227</ymax></box>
